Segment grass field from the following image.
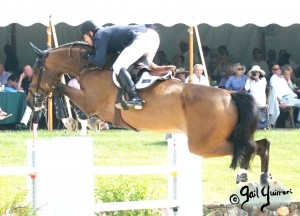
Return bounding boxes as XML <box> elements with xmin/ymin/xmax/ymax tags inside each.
<box><xmin>0</xmin><ymin>129</ymin><xmax>299</xmax><ymax>209</ymax></box>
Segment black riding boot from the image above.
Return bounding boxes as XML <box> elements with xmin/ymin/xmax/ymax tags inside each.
<box><xmin>117</xmin><ymin>68</ymin><xmax>144</xmax><ymax>109</ymax></box>
<box><xmin>54</xmin><ymin>97</ymin><xmax>68</xmax><ymax>119</ymax></box>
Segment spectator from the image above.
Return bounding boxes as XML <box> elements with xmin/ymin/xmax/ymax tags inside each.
<box><xmin>266</xmin><ymin>49</ymin><xmax>277</xmax><ymax>75</ymax></box>
<box><xmin>245</xmin><ymin>65</ymin><xmax>268</xmax><ymax>128</ymax></box>
<box><xmin>245</xmin><ymin>65</ymin><xmax>267</xmax><ymax>105</ymax></box>
<box><xmin>211</xmin><ymin>45</ymin><xmax>234</xmax><ymax>83</ymax></box>
<box><xmin>175</xmin><ymin>72</ymin><xmax>187</xmax><ymax>82</ymax></box>
<box><xmin>218</xmin><ymin>64</ymin><xmax>232</xmax><ymax>89</ymax></box>
<box><xmin>225</xmin><ymin>63</ymin><xmax>247</xmax><ymax>91</ymax></box>
<box><xmin>0</xmin><ymin>63</ymin><xmax>11</xmax><ymax>85</ymax></box>
<box><xmin>270</xmin><ymin>63</ymin><xmax>300</xmax><ymax>124</ymax></box>
<box><xmin>185</xmin><ymin>64</ymin><xmax>209</xmax><ymax>86</ymax></box>
<box><xmin>172</xmin><ymin>54</ymin><xmax>185</xmax><ymax>72</ymax></box>
<box><xmin>281</xmin><ymin>64</ymin><xmax>297</xmax><ymax>91</ymax></box>
<box><xmin>21</xmin><ymin>64</ymin><xmax>33</xmax><ymax>95</ymax></box>
<box><xmin>154</xmin><ymin>50</ymin><xmax>172</xmax><ymax>66</ymax></box>
<box><xmin>6</xmin><ymin>73</ymin><xmax>23</xmax><ymax>90</ymax></box>
<box><xmin>15</xmin><ymin>64</ymin><xmax>35</xmax><ymax>130</ymax></box>
<box><xmin>278</xmin><ymin>49</ymin><xmax>298</xmax><ymax>70</ymax></box>
<box><xmin>250</xmin><ymin>48</ymin><xmax>269</xmax><ymax>79</ymax></box>
<box><xmin>179</xmin><ymin>40</ymin><xmax>200</xmax><ymax>70</ymax></box>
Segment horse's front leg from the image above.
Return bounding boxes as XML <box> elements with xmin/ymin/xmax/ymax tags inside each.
<box><xmin>54</xmin><ymin>83</ymin><xmax>86</xmax><ymax>111</ymax></box>
<box><xmin>255</xmin><ymin>139</ymin><xmax>271</xmax><ymax>185</ymax></box>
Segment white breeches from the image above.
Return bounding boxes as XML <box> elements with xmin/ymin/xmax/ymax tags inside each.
<box><xmin>113</xmin><ymin>29</ymin><xmax>160</xmax><ymax>75</ymax></box>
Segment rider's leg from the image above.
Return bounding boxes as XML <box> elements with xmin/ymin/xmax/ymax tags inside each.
<box><xmin>113</xmin><ymin>29</ymin><xmax>160</xmax><ymax>109</ymax></box>
<box><xmin>117</xmin><ymin>67</ymin><xmax>143</xmax><ymax>109</ymax></box>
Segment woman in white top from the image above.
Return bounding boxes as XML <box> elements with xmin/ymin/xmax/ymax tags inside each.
<box><xmin>185</xmin><ymin>64</ymin><xmax>209</xmax><ymax>86</ymax></box>
<box><xmin>245</xmin><ymin>65</ymin><xmax>267</xmax><ymax>105</ymax></box>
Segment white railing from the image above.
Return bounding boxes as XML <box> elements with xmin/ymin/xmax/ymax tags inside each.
<box><xmin>1</xmin><ymin>133</ymin><xmax>202</xmax><ymax>216</ymax></box>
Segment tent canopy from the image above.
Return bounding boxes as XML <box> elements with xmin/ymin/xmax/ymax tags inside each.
<box><xmin>2</xmin><ymin>0</ymin><xmax>299</xmax><ymax>27</ymax></box>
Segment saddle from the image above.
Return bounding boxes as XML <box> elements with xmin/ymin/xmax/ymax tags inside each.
<box><xmin>113</xmin><ymin>57</ymin><xmax>177</xmax><ymax>131</ymax></box>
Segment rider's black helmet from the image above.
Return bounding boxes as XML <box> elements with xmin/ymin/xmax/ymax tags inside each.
<box><xmin>80</xmin><ymin>20</ymin><xmax>97</xmax><ymax>38</ymax></box>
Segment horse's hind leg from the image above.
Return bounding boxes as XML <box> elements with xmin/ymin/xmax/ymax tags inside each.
<box><xmin>235</xmin><ymin>141</ymin><xmax>255</xmax><ymax>184</ymax></box>
<box><xmin>255</xmin><ymin>139</ymin><xmax>271</xmax><ymax>185</ymax></box>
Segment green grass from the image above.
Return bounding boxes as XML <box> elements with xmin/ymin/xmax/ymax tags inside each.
<box><xmin>0</xmin><ymin>129</ymin><xmax>299</xmax><ymax>209</ymax></box>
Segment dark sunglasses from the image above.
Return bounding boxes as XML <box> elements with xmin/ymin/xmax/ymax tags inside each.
<box><xmin>237</xmin><ymin>68</ymin><xmax>244</xmax><ymax>71</ymax></box>
<box><xmin>272</xmin><ymin>67</ymin><xmax>280</xmax><ymax>70</ymax></box>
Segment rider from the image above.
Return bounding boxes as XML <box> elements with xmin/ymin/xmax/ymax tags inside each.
<box><xmin>80</xmin><ymin>20</ymin><xmax>160</xmax><ymax>110</ymax></box>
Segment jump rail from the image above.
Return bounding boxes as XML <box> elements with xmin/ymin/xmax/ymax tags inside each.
<box><xmin>1</xmin><ymin>133</ymin><xmax>202</xmax><ymax>216</ymax></box>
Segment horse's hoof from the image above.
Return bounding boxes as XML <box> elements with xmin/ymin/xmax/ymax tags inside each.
<box><xmin>236</xmin><ymin>173</ymin><xmax>248</xmax><ymax>184</ymax></box>
<box><xmin>260</xmin><ymin>172</ymin><xmax>271</xmax><ymax>185</ymax></box>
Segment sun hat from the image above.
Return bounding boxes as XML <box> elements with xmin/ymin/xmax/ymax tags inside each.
<box><xmin>248</xmin><ymin>65</ymin><xmax>265</xmax><ymax>76</ymax></box>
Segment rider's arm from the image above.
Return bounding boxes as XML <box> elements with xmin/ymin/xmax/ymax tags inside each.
<box><xmin>88</xmin><ymin>32</ymin><xmax>109</xmax><ymax>67</ymax></box>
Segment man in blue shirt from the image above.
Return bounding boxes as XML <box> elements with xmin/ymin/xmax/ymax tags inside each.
<box><xmin>80</xmin><ymin>20</ymin><xmax>160</xmax><ymax>110</ymax></box>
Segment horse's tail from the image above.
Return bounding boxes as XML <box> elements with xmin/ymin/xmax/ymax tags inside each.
<box><xmin>229</xmin><ymin>91</ymin><xmax>259</xmax><ymax>170</ymax></box>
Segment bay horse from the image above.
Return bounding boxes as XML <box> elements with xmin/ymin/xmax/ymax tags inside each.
<box><xmin>26</xmin><ymin>42</ymin><xmax>271</xmax><ymax>185</ymax></box>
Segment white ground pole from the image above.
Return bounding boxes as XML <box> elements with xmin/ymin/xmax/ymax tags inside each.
<box><xmin>169</xmin><ymin>133</ymin><xmax>203</xmax><ymax>216</ymax></box>
<box><xmin>27</xmin><ymin>137</ymin><xmax>94</xmax><ymax>216</ymax></box>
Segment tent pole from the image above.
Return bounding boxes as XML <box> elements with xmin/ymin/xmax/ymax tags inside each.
<box><xmin>50</xmin><ymin>19</ymin><xmax>73</xmax><ymax>119</ymax></box>
<box><xmin>194</xmin><ymin>26</ymin><xmax>210</xmax><ymax>86</ymax></box>
<box><xmin>188</xmin><ymin>26</ymin><xmax>194</xmax><ymax>83</ymax></box>
<box><xmin>47</xmin><ymin>16</ymin><xmax>53</xmax><ymax>131</ymax></box>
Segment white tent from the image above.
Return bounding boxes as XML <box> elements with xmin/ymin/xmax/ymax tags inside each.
<box><xmin>1</xmin><ymin>0</ymin><xmax>300</xmax><ymax>70</ymax></box>
<box><xmin>2</xmin><ymin>0</ymin><xmax>299</xmax><ymax>27</ymax></box>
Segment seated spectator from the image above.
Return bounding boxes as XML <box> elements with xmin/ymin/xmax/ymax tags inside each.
<box><xmin>6</xmin><ymin>73</ymin><xmax>23</xmax><ymax>90</ymax></box>
<box><xmin>15</xmin><ymin>65</ymin><xmax>35</xmax><ymax>130</ymax></box>
<box><xmin>245</xmin><ymin>65</ymin><xmax>267</xmax><ymax>105</ymax></box>
<box><xmin>154</xmin><ymin>50</ymin><xmax>172</xmax><ymax>66</ymax></box>
<box><xmin>218</xmin><ymin>64</ymin><xmax>232</xmax><ymax>89</ymax></box>
<box><xmin>185</xmin><ymin>64</ymin><xmax>209</xmax><ymax>86</ymax></box>
<box><xmin>270</xmin><ymin>63</ymin><xmax>300</xmax><ymax>124</ymax></box>
<box><xmin>250</xmin><ymin>48</ymin><xmax>269</xmax><ymax>79</ymax></box>
<box><xmin>175</xmin><ymin>72</ymin><xmax>187</xmax><ymax>82</ymax></box>
<box><xmin>0</xmin><ymin>63</ymin><xmax>11</xmax><ymax>85</ymax></box>
<box><xmin>225</xmin><ymin>63</ymin><xmax>247</xmax><ymax>91</ymax></box>
<box><xmin>245</xmin><ymin>65</ymin><xmax>268</xmax><ymax>128</ymax></box>
<box><xmin>281</xmin><ymin>64</ymin><xmax>297</xmax><ymax>91</ymax></box>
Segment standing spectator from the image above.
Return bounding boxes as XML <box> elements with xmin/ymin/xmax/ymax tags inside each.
<box><xmin>0</xmin><ymin>63</ymin><xmax>11</xmax><ymax>85</ymax></box>
<box><xmin>185</xmin><ymin>64</ymin><xmax>209</xmax><ymax>86</ymax></box>
<box><xmin>250</xmin><ymin>48</ymin><xmax>269</xmax><ymax>79</ymax></box>
<box><xmin>212</xmin><ymin>45</ymin><xmax>233</xmax><ymax>83</ymax></box>
<box><xmin>179</xmin><ymin>40</ymin><xmax>200</xmax><ymax>70</ymax></box>
<box><xmin>266</xmin><ymin>49</ymin><xmax>277</xmax><ymax>75</ymax></box>
<box><xmin>278</xmin><ymin>50</ymin><xmax>298</xmax><ymax>70</ymax></box>
<box><xmin>225</xmin><ymin>63</ymin><xmax>247</xmax><ymax>91</ymax></box>
<box><xmin>154</xmin><ymin>50</ymin><xmax>172</xmax><ymax>66</ymax></box>
<box><xmin>172</xmin><ymin>54</ymin><xmax>185</xmax><ymax>72</ymax></box>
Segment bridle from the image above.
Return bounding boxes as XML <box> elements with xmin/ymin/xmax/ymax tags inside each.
<box><xmin>29</xmin><ymin>42</ymin><xmax>91</xmax><ymax>109</ymax></box>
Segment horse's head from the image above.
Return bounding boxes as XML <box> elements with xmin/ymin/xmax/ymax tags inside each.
<box><xmin>26</xmin><ymin>42</ymin><xmax>91</xmax><ymax>111</ymax></box>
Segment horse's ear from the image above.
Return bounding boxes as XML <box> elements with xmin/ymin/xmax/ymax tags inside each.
<box><xmin>30</xmin><ymin>42</ymin><xmax>43</xmax><ymax>58</ymax></box>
